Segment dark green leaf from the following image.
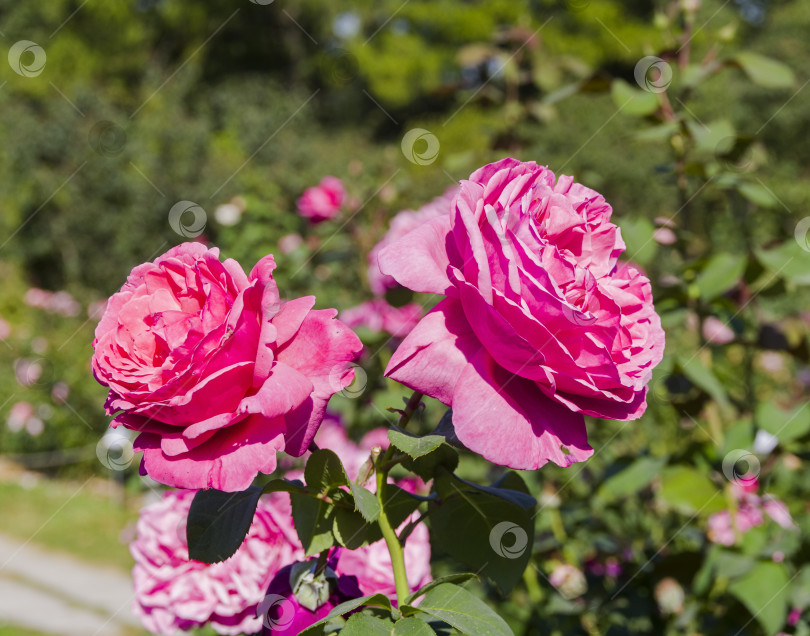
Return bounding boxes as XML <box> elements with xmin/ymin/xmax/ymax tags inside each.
<box><xmin>383</xmin><ymin>484</ymin><xmax>424</xmax><ymax>528</ymax></box>
<box><xmin>291</xmin><ymin>493</ymin><xmax>336</xmax><ymax>557</ymax></box>
<box><xmin>402</xmin><ymin>443</ymin><xmax>459</xmax><ymax>482</ymax></box>
<box><xmin>392</xmin><ymin>616</ymin><xmax>437</xmax><ymax>635</ymax></box>
<box><xmin>430</xmin><ymin>475</ymin><xmax>533</xmax><ymax>593</ymax></box>
<box><xmin>350</xmin><ymin>481</ymin><xmax>381</xmax><ymax>522</ymax></box>
<box><xmin>341</xmin><ymin>613</ymin><xmax>394</xmax><ymax>635</ymax></box>
<box><xmin>409</xmin><ymin>583</ymin><xmax>512</xmax><ymax>636</ymax></box>
<box><xmin>389</xmin><ymin>429</ymin><xmax>447</xmax><ymax>459</ymax></box>
<box><xmin>333</xmin><ymin>507</ymin><xmax>381</xmax><ymax>549</ymax></box>
<box><xmin>728</xmin><ymin>561</ymin><xmax>790</xmax><ymax>634</ymax></box>
<box><xmin>186</xmin><ymin>486</ymin><xmax>262</xmax><ymax>563</ymax></box>
<box><xmin>298</xmin><ymin>594</ymin><xmax>393</xmax><ymax>635</ymax></box>
<box><xmin>435</xmin><ymin>469</ymin><xmax>536</xmax><ymax>510</ymax></box>
<box><xmin>306</xmin><ymin>449</ymin><xmax>349</xmax><ymax>493</ymax></box>
<box><xmin>406</xmin><ymin>573</ymin><xmax>480</xmax><ymax>604</ymax></box>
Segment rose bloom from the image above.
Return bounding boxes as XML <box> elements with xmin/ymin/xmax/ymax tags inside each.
<box><xmin>379</xmin><ymin>158</ymin><xmax>665</xmax><ymax>470</ymax></box>
<box><xmin>131</xmin><ymin>489</ymin><xmax>303</xmax><ymax>635</ymax></box>
<box><xmin>340</xmin><ymin>300</ymin><xmax>422</xmax><ymax>338</ymax></box>
<box><xmin>368</xmin><ymin>187</ymin><xmax>458</xmax><ymax>295</ymax></box>
<box><xmin>296</xmin><ymin>176</ymin><xmax>346</xmax><ymax>223</ymax></box>
<box><xmin>92</xmin><ymin>243</ymin><xmax>362</xmax><ymax>491</ymax></box>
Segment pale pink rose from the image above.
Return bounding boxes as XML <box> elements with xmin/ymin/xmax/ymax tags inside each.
<box><xmin>297</xmin><ymin>177</ymin><xmax>346</xmax><ymax>223</ymax></box>
<box><xmin>7</xmin><ymin>401</ymin><xmax>35</xmax><ymax>432</ymax></box>
<box><xmin>379</xmin><ymin>158</ymin><xmax>665</xmax><ymax>471</ymax></box>
<box><xmin>340</xmin><ymin>300</ymin><xmax>422</xmax><ymax>337</ymax></box>
<box><xmin>653</xmin><ymin>227</ymin><xmax>677</xmax><ymax>245</ymax></box>
<box><xmin>549</xmin><ymin>563</ymin><xmax>587</xmax><ymax>599</ymax></box>
<box><xmin>702</xmin><ymin>316</ymin><xmax>734</xmax><ymax>345</ymax></box>
<box><xmin>131</xmin><ymin>489</ymin><xmax>303</xmax><ymax>635</ymax></box>
<box><xmin>24</xmin><ymin>288</ymin><xmax>51</xmax><ymax>309</ymax></box>
<box><xmin>92</xmin><ymin>243</ymin><xmax>362</xmax><ymax>492</ymax></box>
<box><xmin>368</xmin><ymin>187</ymin><xmax>458</xmax><ymax>295</ymax></box>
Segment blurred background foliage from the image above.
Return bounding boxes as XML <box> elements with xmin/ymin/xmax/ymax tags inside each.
<box><xmin>1</xmin><ymin>0</ymin><xmax>809</xmax><ymax>634</ymax></box>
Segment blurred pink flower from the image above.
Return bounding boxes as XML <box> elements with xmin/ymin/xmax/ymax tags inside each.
<box><xmin>278</xmin><ymin>234</ymin><xmax>303</xmax><ymax>255</ymax></box>
<box><xmin>340</xmin><ymin>300</ymin><xmax>422</xmax><ymax>337</ymax></box>
<box><xmin>653</xmin><ymin>227</ymin><xmax>677</xmax><ymax>245</ymax></box>
<box><xmin>702</xmin><ymin>316</ymin><xmax>734</xmax><ymax>345</ymax></box>
<box><xmin>0</xmin><ymin>316</ymin><xmax>10</xmax><ymax>340</ymax></box>
<box><xmin>131</xmin><ymin>489</ymin><xmax>303</xmax><ymax>636</ymax></box>
<box><xmin>24</xmin><ymin>288</ymin><xmax>80</xmax><ymax>317</ymax></box>
<box><xmin>368</xmin><ymin>187</ymin><xmax>458</xmax><ymax>295</ymax></box>
<box><xmin>297</xmin><ymin>176</ymin><xmax>346</xmax><ymax>223</ymax></box>
<box><xmin>7</xmin><ymin>401</ymin><xmax>35</xmax><ymax>433</ymax></box>
<box><xmin>549</xmin><ymin>563</ymin><xmax>587</xmax><ymax>599</ymax></box>
<box><xmin>707</xmin><ymin>485</ymin><xmax>796</xmax><ymax>546</ymax></box>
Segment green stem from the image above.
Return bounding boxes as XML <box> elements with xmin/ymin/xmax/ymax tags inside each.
<box><xmin>375</xmin><ymin>391</ymin><xmax>424</xmax><ymax>607</ymax></box>
<box><xmin>376</xmin><ymin>465</ymin><xmax>410</xmax><ymax>606</ymax></box>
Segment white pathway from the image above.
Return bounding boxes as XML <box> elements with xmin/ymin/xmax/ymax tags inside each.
<box><xmin>0</xmin><ymin>534</ymin><xmax>140</xmax><ymax>635</ymax></box>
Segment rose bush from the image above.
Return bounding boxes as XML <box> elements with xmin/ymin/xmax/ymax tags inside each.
<box><xmin>379</xmin><ymin>158</ymin><xmax>664</xmax><ymax>470</ymax></box>
<box><xmin>92</xmin><ymin>243</ymin><xmax>362</xmax><ymax>491</ymax></box>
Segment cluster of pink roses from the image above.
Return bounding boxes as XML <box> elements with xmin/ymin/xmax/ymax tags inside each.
<box><xmin>93</xmin><ymin>157</ymin><xmax>664</xmax><ymax>634</ymax></box>
<box><xmin>707</xmin><ymin>479</ymin><xmax>796</xmax><ymax>546</ymax></box>
<box><xmin>130</xmin><ymin>419</ymin><xmax>431</xmax><ymax>635</ymax></box>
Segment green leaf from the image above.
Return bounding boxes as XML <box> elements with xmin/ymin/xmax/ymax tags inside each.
<box><xmin>690</xmin><ymin>119</ymin><xmax>735</xmax><ymax>154</ymax></box>
<box><xmin>350</xmin><ymin>481</ymin><xmax>381</xmax><ymax>522</ymax></box>
<box><xmin>755</xmin><ymin>402</ymin><xmax>810</xmax><ymax>443</ymax></box>
<box><xmin>430</xmin><ymin>473</ymin><xmax>534</xmax><ymax>592</ymax></box>
<box><xmin>694</xmin><ymin>252</ymin><xmax>747</xmax><ymax>301</ymax></box>
<box><xmin>435</xmin><ymin>469</ymin><xmax>536</xmax><ymax>510</ymax></box>
<box><xmin>596</xmin><ymin>457</ymin><xmax>666</xmax><ymax>503</ymax></box>
<box><xmin>657</xmin><ymin>466</ymin><xmax>724</xmax><ymax>516</ymax></box>
<box><xmin>737</xmin><ymin>182</ymin><xmax>778</xmax><ymax>208</ymax></box>
<box><xmin>392</xmin><ymin>617</ymin><xmax>437</xmax><ymax>635</ymax></box>
<box><xmin>678</xmin><ymin>355</ymin><xmax>731</xmax><ymax>410</ymax></box>
<box><xmin>616</xmin><ymin>217</ymin><xmax>657</xmax><ymax>266</ymax></box>
<box><xmin>389</xmin><ymin>429</ymin><xmax>447</xmax><ymax>459</ymax></box>
<box><xmin>291</xmin><ymin>493</ymin><xmax>336</xmax><ymax>557</ymax></box>
<box><xmin>402</xmin><ymin>443</ymin><xmax>459</xmax><ymax>482</ymax></box>
<box><xmin>634</xmin><ymin>121</ymin><xmax>680</xmax><ymax>143</ymax></box>
<box><xmin>186</xmin><ymin>486</ymin><xmax>262</xmax><ymax>563</ymax></box>
<box><xmin>611</xmin><ymin>79</ymin><xmax>659</xmax><ymax>117</ymax></box>
<box><xmin>407</xmin><ymin>583</ymin><xmax>512</xmax><ymax>636</ymax></box>
<box><xmin>383</xmin><ymin>484</ymin><xmax>424</xmax><ymax>528</ymax></box>
<box><xmin>728</xmin><ymin>561</ymin><xmax>790</xmax><ymax>634</ymax></box>
<box><xmin>735</xmin><ymin>52</ymin><xmax>795</xmax><ymax>89</ymax></box>
<box><xmin>406</xmin><ymin>574</ymin><xmax>480</xmax><ymax>605</ymax></box>
<box><xmin>755</xmin><ymin>242</ymin><xmax>810</xmax><ymax>286</ymax></box>
<box><xmin>341</xmin><ymin>613</ymin><xmax>394</xmax><ymax>635</ymax></box>
<box><xmin>306</xmin><ymin>449</ymin><xmax>349</xmax><ymax>493</ymax></box>
<box><xmin>299</xmin><ymin>594</ymin><xmax>393</xmax><ymax>635</ymax></box>
<box><xmin>333</xmin><ymin>507</ymin><xmax>381</xmax><ymax>549</ymax></box>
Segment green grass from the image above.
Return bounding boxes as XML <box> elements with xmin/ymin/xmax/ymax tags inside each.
<box><xmin>0</xmin><ymin>478</ymin><xmax>139</xmax><ymax>571</ymax></box>
<box><xmin>0</xmin><ymin>626</ymin><xmax>52</xmax><ymax>636</ymax></box>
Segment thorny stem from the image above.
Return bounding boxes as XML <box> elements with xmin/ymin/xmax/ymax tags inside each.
<box><xmin>375</xmin><ymin>391</ymin><xmax>424</xmax><ymax>607</ymax></box>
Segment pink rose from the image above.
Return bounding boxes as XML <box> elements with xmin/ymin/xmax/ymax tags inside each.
<box><xmin>297</xmin><ymin>176</ymin><xmax>346</xmax><ymax>222</ymax></box>
<box><xmin>131</xmin><ymin>489</ymin><xmax>303</xmax><ymax>635</ymax></box>
<box><xmin>340</xmin><ymin>300</ymin><xmax>422</xmax><ymax>338</ymax></box>
<box><xmin>92</xmin><ymin>243</ymin><xmax>362</xmax><ymax>491</ymax></box>
<box><xmin>368</xmin><ymin>187</ymin><xmax>458</xmax><ymax>295</ymax></box>
<box><xmin>379</xmin><ymin>158</ymin><xmax>665</xmax><ymax>470</ymax></box>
